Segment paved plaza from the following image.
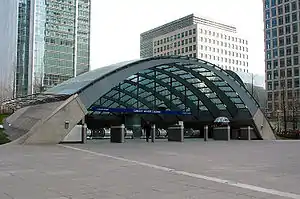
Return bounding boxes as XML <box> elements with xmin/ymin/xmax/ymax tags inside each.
<box><xmin>0</xmin><ymin>139</ymin><xmax>300</xmax><ymax>198</ymax></box>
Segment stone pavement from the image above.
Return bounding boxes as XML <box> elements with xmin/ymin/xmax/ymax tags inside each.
<box><xmin>0</xmin><ymin>139</ymin><xmax>300</xmax><ymax>198</ymax></box>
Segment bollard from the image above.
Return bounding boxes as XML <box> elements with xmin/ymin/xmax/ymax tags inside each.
<box><xmin>151</xmin><ymin>124</ymin><xmax>156</xmax><ymax>143</ymax></box>
<box><xmin>204</xmin><ymin>125</ymin><xmax>208</xmax><ymax>142</ymax></box>
<box><xmin>227</xmin><ymin>125</ymin><xmax>230</xmax><ymax>141</ymax></box>
<box><xmin>82</xmin><ymin>123</ymin><xmax>87</xmax><ymax>144</ymax></box>
<box><xmin>247</xmin><ymin>126</ymin><xmax>251</xmax><ymax>141</ymax></box>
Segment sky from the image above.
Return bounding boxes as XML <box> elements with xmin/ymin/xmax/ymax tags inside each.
<box><xmin>90</xmin><ymin>0</ymin><xmax>265</xmax><ymax>74</ymax></box>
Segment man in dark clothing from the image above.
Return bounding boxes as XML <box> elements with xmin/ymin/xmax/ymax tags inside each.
<box><xmin>144</xmin><ymin>121</ymin><xmax>152</xmax><ymax>142</ymax></box>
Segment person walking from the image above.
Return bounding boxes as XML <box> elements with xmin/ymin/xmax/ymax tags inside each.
<box><xmin>144</xmin><ymin>121</ymin><xmax>152</xmax><ymax>142</ymax></box>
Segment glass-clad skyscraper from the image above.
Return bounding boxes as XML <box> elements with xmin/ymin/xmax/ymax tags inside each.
<box><xmin>263</xmin><ymin>0</ymin><xmax>300</xmax><ymax>116</ymax></box>
<box><xmin>0</xmin><ymin>0</ymin><xmax>18</xmax><ymax>102</ymax></box>
<box><xmin>16</xmin><ymin>0</ymin><xmax>91</xmax><ymax>97</ymax></box>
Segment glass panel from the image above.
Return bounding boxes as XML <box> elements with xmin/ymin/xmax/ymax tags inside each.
<box><xmin>120</xmin><ymin>95</ymin><xmax>130</xmax><ymax>102</ymax></box>
<box><xmin>126</xmin><ymin>85</ymin><xmax>136</xmax><ymax>92</ymax></box>
<box><xmin>236</xmin><ymin>104</ymin><xmax>246</xmax><ymax>108</ymax></box>
<box><xmin>219</xmin><ymin>86</ymin><xmax>233</xmax><ymax>92</ymax></box>
<box><xmin>216</xmin><ymin>104</ymin><xmax>227</xmax><ymax>110</ymax></box>
<box><xmin>231</xmin><ymin>98</ymin><xmax>243</xmax><ymax>104</ymax></box>
<box><xmin>174</xmin><ymin>85</ymin><xmax>185</xmax><ymax>91</ymax></box>
<box><xmin>173</xmin><ymin>70</ymin><xmax>186</xmax><ymax>75</ymax></box>
<box><xmin>211</xmin><ymin>98</ymin><xmax>222</xmax><ymax>104</ymax></box>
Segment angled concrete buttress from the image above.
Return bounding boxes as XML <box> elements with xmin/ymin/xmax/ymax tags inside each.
<box><xmin>5</xmin><ymin>94</ymin><xmax>87</xmax><ymax>144</ymax></box>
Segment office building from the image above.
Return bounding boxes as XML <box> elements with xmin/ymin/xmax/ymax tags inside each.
<box><xmin>0</xmin><ymin>0</ymin><xmax>18</xmax><ymax>102</ymax></box>
<box><xmin>264</xmin><ymin>0</ymin><xmax>300</xmax><ymax>117</ymax></box>
<box><xmin>16</xmin><ymin>0</ymin><xmax>91</xmax><ymax>97</ymax></box>
<box><xmin>140</xmin><ymin>14</ymin><xmax>249</xmax><ymax>73</ymax></box>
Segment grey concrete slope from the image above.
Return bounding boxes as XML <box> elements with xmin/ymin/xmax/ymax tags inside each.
<box><xmin>5</xmin><ymin>94</ymin><xmax>87</xmax><ymax>144</ymax></box>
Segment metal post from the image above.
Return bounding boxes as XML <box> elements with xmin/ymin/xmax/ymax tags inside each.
<box><xmin>81</xmin><ymin>123</ymin><xmax>87</xmax><ymax>144</ymax></box>
<box><xmin>227</xmin><ymin>125</ymin><xmax>230</xmax><ymax>141</ymax></box>
<box><xmin>151</xmin><ymin>124</ymin><xmax>156</xmax><ymax>143</ymax></box>
<box><xmin>247</xmin><ymin>126</ymin><xmax>251</xmax><ymax>141</ymax></box>
<box><xmin>204</xmin><ymin>125</ymin><xmax>208</xmax><ymax>142</ymax></box>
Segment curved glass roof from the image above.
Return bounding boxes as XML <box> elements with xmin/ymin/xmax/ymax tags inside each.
<box><xmin>92</xmin><ymin>61</ymin><xmax>249</xmax><ymax>119</ymax></box>
<box><xmin>43</xmin><ymin>56</ymin><xmax>260</xmax><ymax>119</ymax></box>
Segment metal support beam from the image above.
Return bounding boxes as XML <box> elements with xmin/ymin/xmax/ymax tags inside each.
<box><xmin>175</xmin><ymin>64</ymin><xmax>238</xmax><ymax>117</ymax></box>
<box><xmin>123</xmin><ymin>80</ymin><xmax>178</xmax><ymax>110</ymax></box>
<box><xmin>153</xmin><ymin>68</ymin><xmax>220</xmax><ymax>118</ymax></box>
<box><xmin>139</xmin><ymin>73</ymin><xmax>200</xmax><ymax>118</ymax></box>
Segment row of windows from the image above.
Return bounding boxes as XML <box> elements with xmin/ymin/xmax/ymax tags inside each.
<box><xmin>154</xmin><ymin>37</ymin><xmax>196</xmax><ymax>49</ymax></box>
<box><xmin>199</xmin><ymin>45</ymin><xmax>248</xmax><ymax>59</ymax></box>
<box><xmin>267</xmin><ymin>78</ymin><xmax>300</xmax><ymax>91</ymax></box>
<box><xmin>267</xmin><ymin>67</ymin><xmax>300</xmax><ymax>80</ymax></box>
<box><xmin>154</xmin><ymin>44</ymin><xmax>197</xmax><ymax>53</ymax></box>
<box><xmin>199</xmin><ymin>54</ymin><xmax>248</xmax><ymax>66</ymax></box>
<box><xmin>265</xmin><ymin>0</ymin><xmax>298</xmax><ymax>11</ymax></box>
<box><xmin>267</xmin><ymin>56</ymin><xmax>299</xmax><ymax>68</ymax></box>
<box><xmin>265</xmin><ymin>2</ymin><xmax>298</xmax><ymax>19</ymax></box>
<box><xmin>199</xmin><ymin>29</ymin><xmax>247</xmax><ymax>45</ymax></box>
<box><xmin>154</xmin><ymin>28</ymin><xmax>196</xmax><ymax>46</ymax></box>
<box><xmin>266</xmin><ymin>23</ymin><xmax>298</xmax><ymax>39</ymax></box>
<box><xmin>265</xmin><ymin>13</ymin><xmax>299</xmax><ymax>29</ymax></box>
<box><xmin>199</xmin><ymin>37</ymin><xmax>248</xmax><ymax>51</ymax></box>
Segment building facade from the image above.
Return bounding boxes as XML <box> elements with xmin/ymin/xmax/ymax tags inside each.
<box><xmin>264</xmin><ymin>0</ymin><xmax>300</xmax><ymax>119</ymax></box>
<box><xmin>16</xmin><ymin>0</ymin><xmax>91</xmax><ymax>97</ymax></box>
<box><xmin>140</xmin><ymin>14</ymin><xmax>249</xmax><ymax>73</ymax></box>
<box><xmin>0</xmin><ymin>0</ymin><xmax>18</xmax><ymax>102</ymax></box>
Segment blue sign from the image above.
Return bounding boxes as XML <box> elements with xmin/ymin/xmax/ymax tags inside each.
<box><xmin>91</xmin><ymin>107</ymin><xmax>192</xmax><ymax>115</ymax></box>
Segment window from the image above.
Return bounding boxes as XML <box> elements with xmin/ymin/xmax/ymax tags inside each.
<box><xmin>286</xmin><ymin>46</ymin><xmax>292</xmax><ymax>55</ymax></box>
<box><xmin>266</xmin><ymin>20</ymin><xmax>270</xmax><ymax>29</ymax></box>
<box><xmin>279</xmin><ymin>48</ymin><xmax>285</xmax><ymax>56</ymax></box>
<box><xmin>294</xmin><ymin>56</ymin><xmax>299</xmax><ymax>65</ymax></box>
<box><xmin>279</xmin><ymin>27</ymin><xmax>284</xmax><ymax>36</ymax></box>
<box><xmin>272</xmin><ymin>28</ymin><xmax>277</xmax><ymax>38</ymax></box>
<box><xmin>286</xmin><ymin>24</ymin><xmax>291</xmax><ymax>34</ymax></box>
<box><xmin>278</xmin><ymin>16</ymin><xmax>284</xmax><ymax>25</ymax></box>
<box><xmin>292</xmin><ymin>1</ymin><xmax>297</xmax><ymax>11</ymax></box>
<box><xmin>274</xmin><ymin>70</ymin><xmax>279</xmax><ymax>79</ymax></box>
<box><xmin>292</xmin><ymin>23</ymin><xmax>298</xmax><ymax>32</ymax></box>
<box><xmin>286</xmin><ymin>35</ymin><xmax>291</xmax><ymax>45</ymax></box>
<box><xmin>268</xmin><ymin>82</ymin><xmax>272</xmax><ymax>90</ymax></box>
<box><xmin>285</xmin><ymin>14</ymin><xmax>290</xmax><ymax>23</ymax></box>
<box><xmin>295</xmin><ymin>78</ymin><xmax>299</xmax><ymax>87</ymax></box>
<box><xmin>193</xmin><ymin>37</ymin><xmax>196</xmax><ymax>42</ymax></box>
<box><xmin>271</xmin><ymin>7</ymin><xmax>277</xmax><ymax>16</ymax></box>
<box><xmin>287</xmin><ymin>57</ymin><xmax>292</xmax><ymax>66</ymax></box>
<box><xmin>273</xmin><ymin>51</ymin><xmax>278</xmax><ymax>59</ymax></box>
<box><xmin>292</xmin><ymin>12</ymin><xmax>298</xmax><ymax>21</ymax></box>
<box><xmin>272</xmin><ymin>18</ymin><xmax>277</xmax><ymax>27</ymax></box>
<box><xmin>280</xmin><ymin>58</ymin><xmax>285</xmax><ymax>67</ymax></box>
<box><xmin>293</xmin><ymin>45</ymin><xmax>298</xmax><ymax>54</ymax></box>
<box><xmin>273</xmin><ymin>38</ymin><xmax>278</xmax><ymax>48</ymax></box>
<box><xmin>267</xmin><ymin>71</ymin><xmax>272</xmax><ymax>80</ymax></box>
<box><xmin>193</xmin><ymin>45</ymin><xmax>196</xmax><ymax>51</ymax></box>
<box><xmin>189</xmin><ymin>38</ymin><xmax>192</xmax><ymax>43</ymax></box>
<box><xmin>189</xmin><ymin>30</ymin><xmax>192</xmax><ymax>35</ymax></box>
<box><xmin>294</xmin><ymin>67</ymin><xmax>299</xmax><ymax>76</ymax></box>
<box><xmin>278</xmin><ymin>5</ymin><xmax>283</xmax><ymax>15</ymax></box>
<box><xmin>193</xmin><ymin>28</ymin><xmax>196</xmax><ymax>34</ymax></box>
<box><xmin>273</xmin><ymin>60</ymin><xmax>278</xmax><ymax>68</ymax></box>
<box><xmin>293</xmin><ymin>34</ymin><xmax>298</xmax><ymax>43</ymax></box>
<box><xmin>285</xmin><ymin>3</ymin><xmax>290</xmax><ymax>13</ymax></box>
<box><xmin>280</xmin><ymin>69</ymin><xmax>285</xmax><ymax>78</ymax></box>
<box><xmin>287</xmin><ymin>68</ymin><xmax>292</xmax><ymax>77</ymax></box>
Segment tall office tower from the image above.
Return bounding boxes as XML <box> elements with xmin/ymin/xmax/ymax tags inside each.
<box><xmin>0</xmin><ymin>0</ymin><xmax>18</xmax><ymax>102</ymax></box>
<box><xmin>264</xmin><ymin>0</ymin><xmax>300</xmax><ymax>117</ymax></box>
<box><xmin>140</xmin><ymin>14</ymin><xmax>249</xmax><ymax>73</ymax></box>
<box><xmin>16</xmin><ymin>0</ymin><xmax>91</xmax><ymax>97</ymax></box>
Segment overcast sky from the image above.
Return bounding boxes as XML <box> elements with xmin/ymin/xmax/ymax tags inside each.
<box><xmin>90</xmin><ymin>0</ymin><xmax>264</xmax><ymax>74</ymax></box>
